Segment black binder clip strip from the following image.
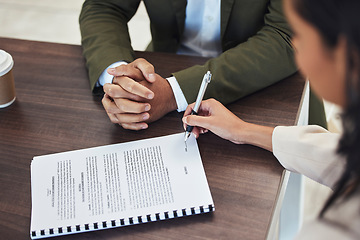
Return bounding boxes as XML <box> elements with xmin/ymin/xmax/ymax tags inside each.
<box><xmin>182</xmin><ymin>209</ymin><xmax>187</xmax><ymax>216</ymax></box>
<box><xmin>200</xmin><ymin>206</ymin><xmax>204</xmax><ymax>213</ymax></box>
<box><xmin>40</xmin><ymin>230</ymin><xmax>45</xmax><ymax>236</ymax></box>
<box><xmin>129</xmin><ymin>217</ymin><xmax>134</xmax><ymax>225</ymax></box>
<box><xmin>67</xmin><ymin>226</ymin><xmax>72</xmax><ymax>232</ymax></box>
<box><xmin>147</xmin><ymin>214</ymin><xmax>152</xmax><ymax>222</ymax></box>
<box><xmin>111</xmin><ymin>220</ymin><xmax>116</xmax><ymax>227</ymax></box>
<box><xmin>58</xmin><ymin>227</ymin><xmax>63</xmax><ymax>234</ymax></box>
<box><xmin>164</xmin><ymin>212</ymin><xmax>169</xmax><ymax>219</ymax></box>
<box><xmin>155</xmin><ymin>213</ymin><xmax>160</xmax><ymax>221</ymax></box>
<box><xmin>191</xmin><ymin>207</ymin><xmax>195</xmax><ymax>215</ymax></box>
<box><xmin>32</xmin><ymin>231</ymin><xmax>36</xmax><ymax>237</ymax></box>
<box><xmin>94</xmin><ymin>222</ymin><xmax>98</xmax><ymax>229</ymax></box>
<box><xmin>102</xmin><ymin>221</ymin><xmax>107</xmax><ymax>228</ymax></box>
<box><xmin>120</xmin><ymin>219</ymin><xmax>125</xmax><ymax>226</ymax></box>
<box><xmin>85</xmin><ymin>224</ymin><xmax>89</xmax><ymax>230</ymax></box>
<box><xmin>138</xmin><ymin>216</ymin><xmax>143</xmax><ymax>223</ymax></box>
<box><xmin>173</xmin><ymin>210</ymin><xmax>178</xmax><ymax>218</ymax></box>
<box><xmin>208</xmin><ymin>204</ymin><xmax>214</xmax><ymax>212</ymax></box>
<box><xmin>76</xmin><ymin>225</ymin><xmax>81</xmax><ymax>231</ymax></box>
<box><xmin>49</xmin><ymin>228</ymin><xmax>54</xmax><ymax>235</ymax></box>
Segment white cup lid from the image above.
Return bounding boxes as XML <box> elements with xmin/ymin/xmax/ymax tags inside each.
<box><xmin>0</xmin><ymin>50</ymin><xmax>14</xmax><ymax>77</ymax></box>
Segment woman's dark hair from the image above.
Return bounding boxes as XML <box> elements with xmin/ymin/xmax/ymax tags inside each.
<box><xmin>291</xmin><ymin>0</ymin><xmax>360</xmax><ymax>217</ymax></box>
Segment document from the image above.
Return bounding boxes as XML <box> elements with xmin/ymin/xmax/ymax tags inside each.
<box><xmin>30</xmin><ymin>133</ymin><xmax>214</xmax><ymax>239</ymax></box>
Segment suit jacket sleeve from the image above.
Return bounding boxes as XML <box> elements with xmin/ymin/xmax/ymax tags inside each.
<box><xmin>272</xmin><ymin>125</ymin><xmax>345</xmax><ymax>189</ymax></box>
<box><xmin>79</xmin><ymin>0</ymin><xmax>140</xmax><ymax>92</ymax></box>
<box><xmin>173</xmin><ymin>0</ymin><xmax>297</xmax><ymax>104</ymax></box>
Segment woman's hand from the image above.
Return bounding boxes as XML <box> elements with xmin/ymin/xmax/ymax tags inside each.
<box><xmin>182</xmin><ymin>99</ymin><xmax>248</xmax><ymax>144</ymax></box>
<box><xmin>182</xmin><ymin>98</ymin><xmax>274</xmax><ymax>151</ymax></box>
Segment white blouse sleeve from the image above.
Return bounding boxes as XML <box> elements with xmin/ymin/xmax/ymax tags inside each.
<box><xmin>272</xmin><ymin>125</ymin><xmax>345</xmax><ymax>189</ymax></box>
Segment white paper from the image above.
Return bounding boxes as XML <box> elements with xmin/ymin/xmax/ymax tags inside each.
<box><xmin>30</xmin><ymin>133</ymin><xmax>214</xmax><ymax>238</ymax></box>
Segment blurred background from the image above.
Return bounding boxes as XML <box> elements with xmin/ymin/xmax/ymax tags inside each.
<box><xmin>0</xmin><ymin>0</ymin><xmax>151</xmax><ymax>50</ymax></box>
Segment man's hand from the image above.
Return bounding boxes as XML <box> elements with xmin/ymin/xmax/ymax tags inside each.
<box><xmin>102</xmin><ymin>58</ymin><xmax>177</xmax><ymax>130</ymax></box>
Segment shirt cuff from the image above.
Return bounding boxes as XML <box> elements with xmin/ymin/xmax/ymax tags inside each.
<box><xmin>97</xmin><ymin>61</ymin><xmax>128</xmax><ymax>87</ymax></box>
<box><xmin>166</xmin><ymin>76</ymin><xmax>188</xmax><ymax>112</ymax></box>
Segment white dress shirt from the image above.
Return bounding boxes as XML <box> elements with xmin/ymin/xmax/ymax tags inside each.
<box><xmin>177</xmin><ymin>0</ymin><xmax>222</xmax><ymax>58</ymax></box>
<box><xmin>98</xmin><ymin>0</ymin><xmax>222</xmax><ymax>112</ymax></box>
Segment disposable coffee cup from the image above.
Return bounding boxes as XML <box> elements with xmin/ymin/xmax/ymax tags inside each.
<box><xmin>0</xmin><ymin>50</ymin><xmax>15</xmax><ymax>108</ymax></box>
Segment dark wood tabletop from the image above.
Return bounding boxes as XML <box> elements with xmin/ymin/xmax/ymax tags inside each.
<box><xmin>0</xmin><ymin>37</ymin><xmax>305</xmax><ymax>240</ymax></box>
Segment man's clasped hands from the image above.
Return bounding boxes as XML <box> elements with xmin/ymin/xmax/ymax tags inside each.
<box><xmin>102</xmin><ymin>58</ymin><xmax>177</xmax><ymax>131</ymax></box>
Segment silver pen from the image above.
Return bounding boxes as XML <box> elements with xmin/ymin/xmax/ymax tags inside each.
<box><xmin>184</xmin><ymin>71</ymin><xmax>212</xmax><ymax>143</ymax></box>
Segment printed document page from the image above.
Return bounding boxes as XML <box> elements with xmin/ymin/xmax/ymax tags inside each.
<box><xmin>30</xmin><ymin>133</ymin><xmax>213</xmax><ymax>237</ymax></box>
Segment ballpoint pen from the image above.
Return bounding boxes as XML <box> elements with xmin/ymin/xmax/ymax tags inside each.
<box><xmin>184</xmin><ymin>71</ymin><xmax>212</xmax><ymax>144</ymax></box>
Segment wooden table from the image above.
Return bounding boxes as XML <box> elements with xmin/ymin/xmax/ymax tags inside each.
<box><xmin>0</xmin><ymin>38</ymin><xmax>304</xmax><ymax>240</ymax></box>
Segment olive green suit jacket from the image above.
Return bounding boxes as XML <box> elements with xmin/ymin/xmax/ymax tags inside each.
<box><xmin>79</xmin><ymin>0</ymin><xmax>326</xmax><ymax>127</ymax></box>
